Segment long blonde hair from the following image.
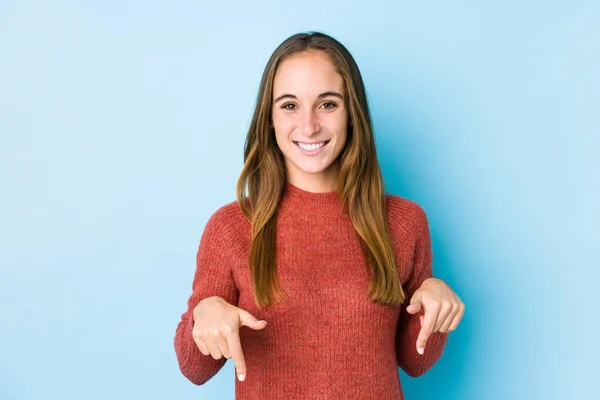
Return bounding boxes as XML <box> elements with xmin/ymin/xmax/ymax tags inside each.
<box><xmin>236</xmin><ymin>31</ymin><xmax>405</xmax><ymax>308</ymax></box>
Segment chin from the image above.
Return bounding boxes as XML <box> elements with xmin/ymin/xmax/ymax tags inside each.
<box><xmin>296</xmin><ymin>162</ymin><xmax>336</xmax><ymax>176</ymax></box>
<box><xmin>301</xmin><ymin>168</ymin><xmax>328</xmax><ymax>175</ymax></box>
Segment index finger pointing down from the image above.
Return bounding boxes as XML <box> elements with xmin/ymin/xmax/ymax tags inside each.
<box><xmin>225</xmin><ymin>331</ymin><xmax>247</xmax><ymax>381</ymax></box>
<box><xmin>416</xmin><ymin>303</ymin><xmax>439</xmax><ymax>354</ymax></box>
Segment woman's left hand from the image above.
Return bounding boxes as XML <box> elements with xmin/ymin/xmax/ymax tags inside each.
<box><xmin>406</xmin><ymin>277</ymin><xmax>465</xmax><ymax>355</ymax></box>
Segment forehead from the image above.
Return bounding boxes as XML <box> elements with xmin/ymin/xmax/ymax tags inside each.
<box><xmin>273</xmin><ymin>51</ymin><xmax>344</xmax><ymax>96</ymax></box>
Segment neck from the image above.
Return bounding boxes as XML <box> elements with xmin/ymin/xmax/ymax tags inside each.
<box><xmin>279</xmin><ymin>180</ymin><xmax>347</xmax><ymax>216</ymax></box>
<box><xmin>285</xmin><ymin>166</ymin><xmax>339</xmax><ymax>193</ymax></box>
<box><xmin>286</xmin><ymin>178</ymin><xmax>337</xmax><ymax>193</ymax></box>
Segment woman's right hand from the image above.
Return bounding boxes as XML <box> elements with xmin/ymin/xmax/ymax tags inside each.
<box><xmin>192</xmin><ymin>296</ymin><xmax>267</xmax><ymax>382</ymax></box>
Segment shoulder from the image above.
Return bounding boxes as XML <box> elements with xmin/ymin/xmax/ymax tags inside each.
<box><xmin>384</xmin><ymin>193</ymin><xmax>429</xmax><ymax>237</ymax></box>
<box><xmin>203</xmin><ymin>200</ymin><xmax>251</xmax><ymax>240</ymax></box>
<box><xmin>208</xmin><ymin>200</ymin><xmax>247</xmax><ymax>223</ymax></box>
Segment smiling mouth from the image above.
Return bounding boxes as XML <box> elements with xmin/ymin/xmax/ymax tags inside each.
<box><xmin>293</xmin><ymin>140</ymin><xmax>331</xmax><ymax>151</ymax></box>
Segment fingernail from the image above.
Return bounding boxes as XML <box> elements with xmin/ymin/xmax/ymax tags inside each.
<box><xmin>238</xmin><ymin>373</ymin><xmax>245</xmax><ymax>381</ymax></box>
<box><xmin>418</xmin><ymin>347</ymin><xmax>424</xmax><ymax>355</ymax></box>
<box><xmin>259</xmin><ymin>320</ymin><xmax>267</xmax><ymax>325</ymax></box>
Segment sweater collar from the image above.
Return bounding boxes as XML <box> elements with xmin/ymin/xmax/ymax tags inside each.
<box><xmin>278</xmin><ymin>181</ymin><xmax>348</xmax><ymax>216</ymax></box>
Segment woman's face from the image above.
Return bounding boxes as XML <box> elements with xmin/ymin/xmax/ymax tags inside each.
<box><xmin>271</xmin><ymin>50</ymin><xmax>348</xmax><ymax>192</ymax></box>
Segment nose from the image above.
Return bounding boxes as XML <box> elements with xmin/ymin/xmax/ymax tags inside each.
<box><xmin>299</xmin><ymin>108</ymin><xmax>320</xmax><ymax>137</ymax></box>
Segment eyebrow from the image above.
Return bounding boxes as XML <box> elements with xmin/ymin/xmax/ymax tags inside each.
<box><xmin>273</xmin><ymin>91</ymin><xmax>343</xmax><ymax>104</ymax></box>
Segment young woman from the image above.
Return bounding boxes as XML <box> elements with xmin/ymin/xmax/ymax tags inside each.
<box><xmin>174</xmin><ymin>31</ymin><xmax>465</xmax><ymax>399</ymax></box>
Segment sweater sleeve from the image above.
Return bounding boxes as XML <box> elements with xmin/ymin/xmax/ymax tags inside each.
<box><xmin>174</xmin><ymin>207</ymin><xmax>240</xmax><ymax>385</ymax></box>
<box><xmin>395</xmin><ymin>205</ymin><xmax>448</xmax><ymax>377</ymax></box>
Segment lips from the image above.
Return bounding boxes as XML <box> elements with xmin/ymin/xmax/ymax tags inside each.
<box><xmin>296</xmin><ymin>141</ymin><xmax>326</xmax><ymax>150</ymax></box>
<box><xmin>293</xmin><ymin>140</ymin><xmax>330</xmax><ymax>155</ymax></box>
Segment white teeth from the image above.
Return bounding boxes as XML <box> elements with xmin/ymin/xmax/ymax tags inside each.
<box><xmin>297</xmin><ymin>141</ymin><xmax>326</xmax><ymax>151</ymax></box>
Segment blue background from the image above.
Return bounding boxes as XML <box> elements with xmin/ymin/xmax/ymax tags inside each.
<box><xmin>1</xmin><ymin>1</ymin><xmax>598</xmax><ymax>399</ymax></box>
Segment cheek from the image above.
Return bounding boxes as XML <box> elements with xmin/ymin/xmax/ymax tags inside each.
<box><xmin>273</xmin><ymin>115</ymin><xmax>295</xmax><ymax>134</ymax></box>
<box><xmin>335</xmin><ymin>134</ymin><xmax>348</xmax><ymax>154</ymax></box>
<box><xmin>275</xmin><ymin>131</ymin><xmax>285</xmax><ymax>146</ymax></box>
<box><xmin>333</xmin><ymin>125</ymin><xmax>349</xmax><ymax>154</ymax></box>
<box><xmin>271</xmin><ymin>115</ymin><xmax>287</xmax><ymax>145</ymax></box>
<box><xmin>274</xmin><ymin>129</ymin><xmax>292</xmax><ymax>152</ymax></box>
<box><xmin>332</xmin><ymin>118</ymin><xmax>348</xmax><ymax>143</ymax></box>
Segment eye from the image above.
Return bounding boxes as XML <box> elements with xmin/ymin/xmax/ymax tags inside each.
<box><xmin>321</xmin><ymin>101</ymin><xmax>337</xmax><ymax>110</ymax></box>
<box><xmin>281</xmin><ymin>103</ymin><xmax>297</xmax><ymax>110</ymax></box>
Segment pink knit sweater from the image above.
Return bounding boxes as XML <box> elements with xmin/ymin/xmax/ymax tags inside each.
<box><xmin>174</xmin><ymin>181</ymin><xmax>448</xmax><ymax>399</ymax></box>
